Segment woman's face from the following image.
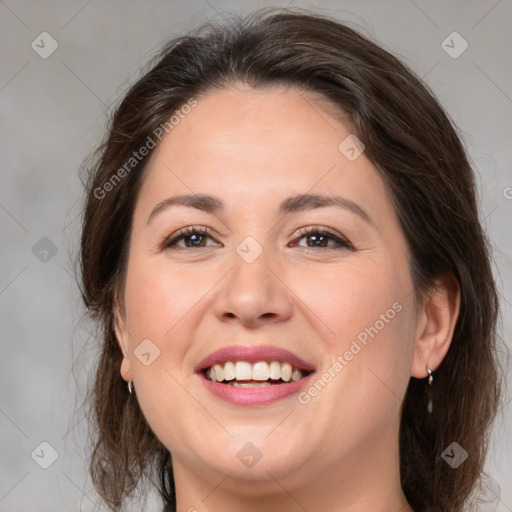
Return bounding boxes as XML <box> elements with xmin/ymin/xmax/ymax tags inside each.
<box><xmin>116</xmin><ymin>86</ymin><xmax>421</xmax><ymax>498</ymax></box>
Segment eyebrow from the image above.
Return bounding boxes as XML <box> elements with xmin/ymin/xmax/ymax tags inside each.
<box><xmin>146</xmin><ymin>193</ymin><xmax>372</xmax><ymax>225</ymax></box>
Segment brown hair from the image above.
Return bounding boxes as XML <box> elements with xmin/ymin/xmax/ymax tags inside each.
<box><xmin>77</xmin><ymin>8</ymin><xmax>502</xmax><ymax>512</ymax></box>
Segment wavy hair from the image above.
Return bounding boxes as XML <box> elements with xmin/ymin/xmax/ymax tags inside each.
<box><xmin>77</xmin><ymin>8</ymin><xmax>502</xmax><ymax>512</ymax></box>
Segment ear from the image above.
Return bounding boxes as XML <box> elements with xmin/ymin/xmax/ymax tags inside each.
<box><xmin>411</xmin><ymin>273</ymin><xmax>460</xmax><ymax>379</ymax></box>
<box><xmin>114</xmin><ymin>291</ymin><xmax>133</xmax><ymax>382</ymax></box>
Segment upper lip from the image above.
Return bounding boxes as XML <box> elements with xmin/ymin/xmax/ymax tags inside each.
<box><xmin>195</xmin><ymin>344</ymin><xmax>316</xmax><ymax>373</ymax></box>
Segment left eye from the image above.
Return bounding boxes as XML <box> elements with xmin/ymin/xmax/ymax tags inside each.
<box><xmin>291</xmin><ymin>228</ymin><xmax>354</xmax><ymax>250</ymax></box>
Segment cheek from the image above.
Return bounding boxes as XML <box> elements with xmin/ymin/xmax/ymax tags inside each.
<box><xmin>298</xmin><ymin>256</ymin><xmax>415</xmax><ymax>406</ymax></box>
<box><xmin>123</xmin><ymin>254</ymin><xmax>214</xmax><ymax>344</ymax></box>
<box><xmin>121</xmin><ymin>258</ymin><xmax>209</xmax><ymax>452</ymax></box>
<box><xmin>293</xmin><ymin>256</ymin><xmax>412</xmax><ymax>347</ymax></box>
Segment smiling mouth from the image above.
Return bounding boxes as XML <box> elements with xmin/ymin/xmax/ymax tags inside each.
<box><xmin>203</xmin><ymin>360</ymin><xmax>312</xmax><ymax>387</ymax></box>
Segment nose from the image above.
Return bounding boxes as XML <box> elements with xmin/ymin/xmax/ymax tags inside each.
<box><xmin>213</xmin><ymin>247</ymin><xmax>294</xmax><ymax>328</ymax></box>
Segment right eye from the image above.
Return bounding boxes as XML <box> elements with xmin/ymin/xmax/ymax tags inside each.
<box><xmin>161</xmin><ymin>226</ymin><xmax>221</xmax><ymax>250</ymax></box>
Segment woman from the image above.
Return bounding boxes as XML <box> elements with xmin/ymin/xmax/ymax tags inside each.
<box><xmin>78</xmin><ymin>8</ymin><xmax>501</xmax><ymax>512</ymax></box>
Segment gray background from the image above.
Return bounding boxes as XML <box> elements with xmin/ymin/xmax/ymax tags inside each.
<box><xmin>1</xmin><ymin>1</ymin><xmax>511</xmax><ymax>511</ymax></box>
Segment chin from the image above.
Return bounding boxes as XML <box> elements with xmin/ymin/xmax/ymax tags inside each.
<box><xmin>196</xmin><ymin>434</ymin><xmax>311</xmax><ymax>480</ymax></box>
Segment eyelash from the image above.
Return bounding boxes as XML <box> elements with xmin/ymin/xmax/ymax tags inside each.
<box><xmin>160</xmin><ymin>225</ymin><xmax>355</xmax><ymax>252</ymax></box>
<box><xmin>293</xmin><ymin>226</ymin><xmax>354</xmax><ymax>251</ymax></box>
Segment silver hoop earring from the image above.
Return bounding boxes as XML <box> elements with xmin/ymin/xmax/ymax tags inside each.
<box><xmin>127</xmin><ymin>380</ymin><xmax>133</xmax><ymax>394</ymax></box>
<box><xmin>426</xmin><ymin>368</ymin><xmax>433</xmax><ymax>413</ymax></box>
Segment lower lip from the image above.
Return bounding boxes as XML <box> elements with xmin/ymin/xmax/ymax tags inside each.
<box><xmin>198</xmin><ymin>372</ymin><xmax>315</xmax><ymax>406</ymax></box>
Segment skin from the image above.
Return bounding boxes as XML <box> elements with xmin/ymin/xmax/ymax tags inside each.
<box><xmin>115</xmin><ymin>86</ymin><xmax>460</xmax><ymax>512</ymax></box>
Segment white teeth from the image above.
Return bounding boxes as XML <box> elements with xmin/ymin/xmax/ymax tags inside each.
<box><xmin>269</xmin><ymin>361</ymin><xmax>282</xmax><ymax>380</ymax></box>
<box><xmin>235</xmin><ymin>361</ymin><xmax>252</xmax><ymax>380</ymax></box>
<box><xmin>224</xmin><ymin>361</ymin><xmax>235</xmax><ymax>381</ymax></box>
<box><xmin>252</xmin><ymin>361</ymin><xmax>269</xmax><ymax>381</ymax></box>
<box><xmin>213</xmin><ymin>364</ymin><xmax>224</xmax><ymax>381</ymax></box>
<box><xmin>205</xmin><ymin>360</ymin><xmax>307</xmax><ymax>383</ymax></box>
<box><xmin>281</xmin><ymin>362</ymin><xmax>292</xmax><ymax>382</ymax></box>
<box><xmin>232</xmin><ymin>382</ymin><xmax>271</xmax><ymax>388</ymax></box>
<box><xmin>291</xmin><ymin>369</ymin><xmax>302</xmax><ymax>382</ymax></box>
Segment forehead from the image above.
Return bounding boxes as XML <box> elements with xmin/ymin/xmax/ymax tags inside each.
<box><xmin>136</xmin><ymin>86</ymin><xmax>391</xmax><ymax>221</ymax></box>
<box><xmin>169</xmin><ymin>85</ymin><xmax>349</xmax><ymax>160</ymax></box>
